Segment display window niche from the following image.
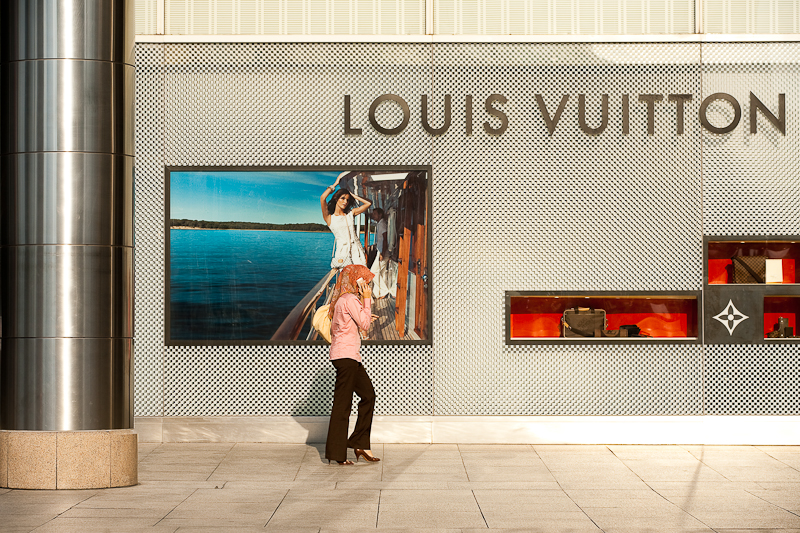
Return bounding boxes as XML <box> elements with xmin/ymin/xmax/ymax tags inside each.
<box><xmin>763</xmin><ymin>296</ymin><xmax>800</xmax><ymax>340</ymax></box>
<box><xmin>706</xmin><ymin>237</ymin><xmax>800</xmax><ymax>285</ymax></box>
<box><xmin>505</xmin><ymin>291</ymin><xmax>700</xmax><ymax>344</ymax></box>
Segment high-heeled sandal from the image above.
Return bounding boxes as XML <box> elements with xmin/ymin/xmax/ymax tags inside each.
<box><xmin>354</xmin><ymin>449</ymin><xmax>380</xmax><ymax>463</ymax></box>
<box><xmin>329</xmin><ymin>459</ymin><xmax>354</xmax><ymax>465</ymax></box>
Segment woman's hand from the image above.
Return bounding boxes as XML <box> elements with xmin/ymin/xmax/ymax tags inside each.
<box><xmin>320</xmin><ymin>176</ymin><xmax>343</xmax><ymax>225</ymax></box>
<box><xmin>350</xmin><ymin>193</ymin><xmax>373</xmax><ymax>217</ymax></box>
<box><xmin>357</xmin><ymin>279</ymin><xmax>372</xmax><ymax>300</ymax></box>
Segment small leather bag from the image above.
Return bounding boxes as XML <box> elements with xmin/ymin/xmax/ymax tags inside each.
<box><xmin>562</xmin><ymin>308</ymin><xmax>606</xmax><ymax>337</ymax></box>
<box><xmin>732</xmin><ymin>255</ymin><xmax>766</xmax><ymax>283</ymax></box>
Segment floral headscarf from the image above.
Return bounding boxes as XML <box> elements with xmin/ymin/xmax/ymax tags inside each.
<box><xmin>327</xmin><ymin>264</ymin><xmax>375</xmax><ymax>319</ymax></box>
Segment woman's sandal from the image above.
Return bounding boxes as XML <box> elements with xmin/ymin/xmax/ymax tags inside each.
<box><xmin>354</xmin><ymin>449</ymin><xmax>380</xmax><ymax>463</ymax></box>
<box><xmin>329</xmin><ymin>459</ymin><xmax>354</xmax><ymax>465</ymax></box>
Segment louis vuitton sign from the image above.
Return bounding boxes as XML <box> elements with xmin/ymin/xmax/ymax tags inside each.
<box><xmin>343</xmin><ymin>92</ymin><xmax>786</xmax><ymax>137</ymax></box>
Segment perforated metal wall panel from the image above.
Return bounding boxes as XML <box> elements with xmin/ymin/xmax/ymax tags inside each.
<box><xmin>134</xmin><ymin>41</ymin><xmax>800</xmax><ymax>419</ymax></box>
<box><xmin>164</xmin><ymin>344</ymin><xmax>433</xmax><ymax>416</ymax></box>
<box><xmin>134</xmin><ymin>43</ymin><xmax>166</xmax><ymax>416</ymax></box>
<box><xmin>702</xmin><ymin>43</ymin><xmax>800</xmax><ymax>236</ymax></box>
<box><xmin>138</xmin><ymin>43</ymin><xmax>435</xmax><ymax>417</ymax></box>
<box><xmin>705</xmin><ymin>344</ymin><xmax>800</xmax><ymax>414</ymax></box>
<box><xmin>430</xmin><ymin>43</ymin><xmax>703</xmax><ymax>414</ymax></box>
<box><xmin>163</xmin><ymin>43</ymin><xmax>432</xmax><ymax>166</ymax></box>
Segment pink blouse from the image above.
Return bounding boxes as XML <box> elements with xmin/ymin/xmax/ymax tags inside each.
<box><xmin>330</xmin><ymin>293</ymin><xmax>372</xmax><ymax>362</ymax></box>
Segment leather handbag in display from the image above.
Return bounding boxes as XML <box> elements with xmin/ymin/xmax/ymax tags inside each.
<box><xmin>562</xmin><ymin>308</ymin><xmax>606</xmax><ymax>337</ymax></box>
<box><xmin>732</xmin><ymin>255</ymin><xmax>766</xmax><ymax>283</ymax></box>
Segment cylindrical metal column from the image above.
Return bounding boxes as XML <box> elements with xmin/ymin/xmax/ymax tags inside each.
<box><xmin>0</xmin><ymin>0</ymin><xmax>134</xmax><ymax>431</ymax></box>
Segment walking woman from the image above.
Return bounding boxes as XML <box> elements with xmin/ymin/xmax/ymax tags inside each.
<box><xmin>325</xmin><ymin>264</ymin><xmax>380</xmax><ymax>465</ymax></box>
<box><xmin>320</xmin><ymin>175</ymin><xmax>372</xmax><ymax>268</ymax></box>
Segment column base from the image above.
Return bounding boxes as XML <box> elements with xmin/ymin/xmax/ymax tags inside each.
<box><xmin>0</xmin><ymin>429</ymin><xmax>137</xmax><ymax>489</ymax></box>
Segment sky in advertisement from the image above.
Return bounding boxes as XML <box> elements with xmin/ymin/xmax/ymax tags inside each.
<box><xmin>170</xmin><ymin>170</ymin><xmax>341</xmax><ymax>224</ymax></box>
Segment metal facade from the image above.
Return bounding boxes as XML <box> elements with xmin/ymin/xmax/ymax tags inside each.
<box><xmin>134</xmin><ymin>42</ymin><xmax>798</xmax><ymax>417</ymax></box>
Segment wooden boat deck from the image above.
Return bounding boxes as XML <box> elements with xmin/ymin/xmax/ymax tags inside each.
<box><xmin>367</xmin><ymin>295</ymin><xmax>420</xmax><ymax>341</ymax></box>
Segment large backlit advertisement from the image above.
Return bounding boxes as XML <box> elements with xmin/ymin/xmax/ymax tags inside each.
<box><xmin>166</xmin><ymin>167</ymin><xmax>431</xmax><ymax>345</ymax></box>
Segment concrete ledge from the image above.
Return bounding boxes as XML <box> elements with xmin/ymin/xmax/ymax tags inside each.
<box><xmin>0</xmin><ymin>430</ymin><xmax>138</xmax><ymax>490</ymax></box>
<box><xmin>135</xmin><ymin>416</ymin><xmax>800</xmax><ymax>445</ymax></box>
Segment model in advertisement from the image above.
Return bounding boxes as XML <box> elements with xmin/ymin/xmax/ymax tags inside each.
<box><xmin>320</xmin><ymin>174</ymin><xmax>371</xmax><ymax>269</ymax></box>
<box><xmin>325</xmin><ymin>265</ymin><xmax>380</xmax><ymax>465</ymax></box>
<box><xmin>369</xmin><ymin>207</ymin><xmax>393</xmax><ymax>299</ymax></box>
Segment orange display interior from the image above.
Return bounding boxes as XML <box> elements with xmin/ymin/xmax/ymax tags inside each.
<box><xmin>510</xmin><ymin>296</ymin><xmax>697</xmax><ymax>339</ymax></box>
<box><xmin>763</xmin><ymin>297</ymin><xmax>800</xmax><ymax>337</ymax></box>
<box><xmin>707</xmin><ymin>241</ymin><xmax>799</xmax><ymax>284</ymax></box>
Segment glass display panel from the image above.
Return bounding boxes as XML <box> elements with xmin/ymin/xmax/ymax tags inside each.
<box><xmin>707</xmin><ymin>240</ymin><xmax>800</xmax><ymax>285</ymax></box>
<box><xmin>166</xmin><ymin>167</ymin><xmax>431</xmax><ymax>345</ymax></box>
<box><xmin>508</xmin><ymin>293</ymin><xmax>699</xmax><ymax>341</ymax></box>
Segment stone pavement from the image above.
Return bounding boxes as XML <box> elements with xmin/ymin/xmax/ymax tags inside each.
<box><xmin>2</xmin><ymin>443</ymin><xmax>800</xmax><ymax>532</ymax></box>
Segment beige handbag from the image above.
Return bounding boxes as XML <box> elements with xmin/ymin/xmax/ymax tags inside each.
<box><xmin>312</xmin><ymin>304</ymin><xmax>332</xmax><ymax>343</ymax></box>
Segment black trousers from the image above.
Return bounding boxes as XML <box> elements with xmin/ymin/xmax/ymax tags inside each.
<box><xmin>325</xmin><ymin>358</ymin><xmax>375</xmax><ymax>462</ymax></box>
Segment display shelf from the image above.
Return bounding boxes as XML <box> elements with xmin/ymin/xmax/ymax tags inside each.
<box><xmin>506</xmin><ymin>291</ymin><xmax>700</xmax><ymax>344</ymax></box>
<box><xmin>763</xmin><ymin>296</ymin><xmax>800</xmax><ymax>339</ymax></box>
<box><xmin>706</xmin><ymin>237</ymin><xmax>800</xmax><ymax>285</ymax></box>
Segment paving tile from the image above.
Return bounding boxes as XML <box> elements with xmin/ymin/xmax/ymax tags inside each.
<box><xmin>459</xmin><ymin>444</ymin><xmax>534</xmax><ymax>452</ymax></box>
<box><xmin>564</xmin><ymin>488</ymin><xmax>664</xmax><ymax>500</ymax></box>
<box><xmin>547</xmin><ymin>471</ymin><xmax>649</xmax><ymax>489</ymax></box>
<box><xmin>282</xmin><ymin>488</ymin><xmax>380</xmax><ymax>502</ymax></box>
<box><xmin>264</xmin><ymin>528</ymin><xmax>320</xmax><ymax>533</ymax></box>
<box><xmin>325</xmin><ymin>529</ymin><xmax>460</xmax><ymax>533</ymax></box>
<box><xmin>379</xmin><ymin>489</ymin><xmax>480</xmax><ymax>512</ymax></box>
<box><xmin>223</xmin><ymin>481</ymin><xmax>335</xmax><ymax>491</ymax></box>
<box><xmin>336</xmin><ymin>481</ymin><xmax>451</xmax><ymax>490</ymax></box>
<box><xmin>463</xmin><ymin>529</ymin><xmax>602</xmax><ymax>533</ymax></box>
<box><xmin>0</xmin><ymin>501</ymin><xmax>82</xmax><ymax>516</ymax></box>
<box><xmin>378</xmin><ymin>508</ymin><xmax>487</xmax><ymax>528</ymax></box>
<box><xmin>381</xmin><ymin>472</ymin><xmax>470</xmax><ymax>483</ymax></box>
<box><xmin>268</xmin><ymin>517</ymin><xmax>377</xmax><ymax>529</ymax></box>
<box><xmin>169</xmin><ymin>525</ymin><xmax>278</xmax><ymax>533</ymax></box>
<box><xmin>33</xmin><ymin>517</ymin><xmax>168</xmax><ymax>531</ymax></box>
<box><xmin>713</xmin><ymin>530</ymin><xmax>800</xmax><ymax>533</ymax></box>
<box><xmin>463</xmin><ymin>465</ymin><xmax>556</xmax><ymax>482</ymax></box>
<box><xmin>473</xmin><ymin>489</ymin><xmax>580</xmax><ymax>512</ymax></box>
<box><xmin>746</xmin><ymin>489</ymin><xmax>800</xmax><ymax>510</ymax></box>
<box><xmin>159</xmin><ymin>517</ymin><xmax>268</xmax><ymax>528</ymax></box>
<box><xmin>448</xmin><ymin>480</ymin><xmax>562</xmax><ymax>490</ymax></box>
<box><xmin>596</xmin><ymin>528</ymin><xmax>713</xmax><ymax>533</ymax></box>
<box><xmin>181</xmin><ymin>487</ymin><xmax>288</xmax><ymax>503</ymax></box>
<box><xmin>0</xmin><ymin>490</ymin><xmax>98</xmax><ymax>505</ymax></box>
<box><xmin>165</xmin><ymin>500</ymin><xmax>278</xmax><ymax>520</ymax></box>
<box><xmin>58</xmin><ymin>507</ymin><xmax>175</xmax><ymax>519</ymax></box>
<box><xmin>481</xmin><ymin>513</ymin><xmax>601</xmax><ymax>530</ymax></box>
<box><xmin>648</xmin><ymin>481</ymin><xmax>764</xmax><ymax>492</ymax></box>
<box><xmin>0</xmin><ymin>514</ymin><xmax>57</xmax><ymax>529</ymax></box>
<box><xmin>533</xmin><ymin>445</ymin><xmax>611</xmax><ymax>452</ymax></box>
<box><xmin>584</xmin><ymin>512</ymin><xmax>709</xmax><ymax>531</ymax></box>
<box><xmin>691</xmin><ymin>513</ymin><xmax>800</xmax><ymax>529</ymax></box>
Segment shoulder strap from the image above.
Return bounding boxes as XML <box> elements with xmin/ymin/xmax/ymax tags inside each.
<box><xmin>732</xmin><ymin>256</ymin><xmax>765</xmax><ymax>283</ymax></box>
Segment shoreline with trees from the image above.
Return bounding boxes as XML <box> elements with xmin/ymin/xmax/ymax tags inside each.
<box><xmin>169</xmin><ymin>219</ymin><xmax>329</xmax><ymax>232</ymax></box>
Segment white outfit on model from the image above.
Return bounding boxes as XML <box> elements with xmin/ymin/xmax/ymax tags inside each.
<box><xmin>369</xmin><ymin>218</ymin><xmax>394</xmax><ymax>298</ymax></box>
<box><xmin>328</xmin><ymin>212</ymin><xmax>367</xmax><ymax>269</ymax></box>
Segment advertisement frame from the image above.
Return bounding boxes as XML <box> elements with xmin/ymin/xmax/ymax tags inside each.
<box><xmin>164</xmin><ymin>165</ymin><xmax>434</xmax><ymax>347</ymax></box>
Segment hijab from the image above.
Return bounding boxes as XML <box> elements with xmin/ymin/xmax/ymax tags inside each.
<box><xmin>328</xmin><ymin>264</ymin><xmax>375</xmax><ymax>319</ymax></box>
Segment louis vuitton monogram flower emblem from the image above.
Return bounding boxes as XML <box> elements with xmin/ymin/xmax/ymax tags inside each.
<box><xmin>713</xmin><ymin>299</ymin><xmax>749</xmax><ymax>336</ymax></box>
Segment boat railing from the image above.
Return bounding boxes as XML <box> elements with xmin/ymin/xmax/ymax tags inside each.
<box><xmin>271</xmin><ymin>269</ymin><xmax>338</xmax><ymax>341</ymax></box>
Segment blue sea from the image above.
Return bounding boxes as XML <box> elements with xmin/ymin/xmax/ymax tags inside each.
<box><xmin>169</xmin><ymin>229</ymin><xmax>335</xmax><ymax>341</ymax></box>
